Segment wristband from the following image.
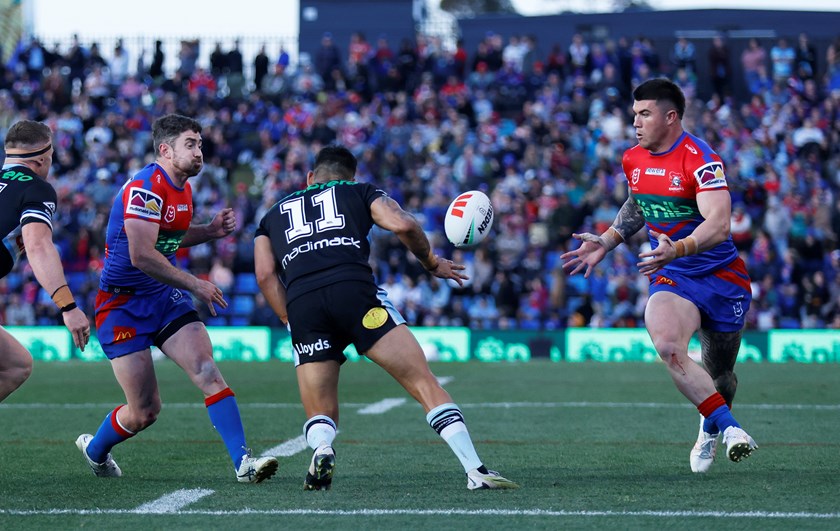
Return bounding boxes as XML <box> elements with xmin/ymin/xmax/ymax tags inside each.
<box><xmin>51</xmin><ymin>284</ymin><xmax>75</xmax><ymax>309</ymax></box>
<box><xmin>598</xmin><ymin>227</ymin><xmax>624</xmax><ymax>251</ymax></box>
<box><xmin>674</xmin><ymin>235</ymin><xmax>698</xmax><ymax>258</ymax></box>
<box><xmin>60</xmin><ymin>302</ymin><xmax>78</xmax><ymax>313</ymax></box>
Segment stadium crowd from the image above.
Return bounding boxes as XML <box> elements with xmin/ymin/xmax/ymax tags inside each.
<box><xmin>1</xmin><ymin>30</ymin><xmax>839</xmax><ymax>331</ymax></box>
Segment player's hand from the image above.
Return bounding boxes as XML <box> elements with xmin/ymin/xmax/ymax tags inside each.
<box><xmin>192</xmin><ymin>278</ymin><xmax>228</xmax><ymax>316</ymax></box>
<box><xmin>560</xmin><ymin>233</ymin><xmax>609</xmax><ymax>278</ymax></box>
<box><xmin>208</xmin><ymin>208</ymin><xmax>236</xmax><ymax>238</ymax></box>
<box><xmin>63</xmin><ymin>308</ymin><xmax>91</xmax><ymax>352</ymax></box>
<box><xmin>427</xmin><ymin>256</ymin><xmax>469</xmax><ymax>287</ymax></box>
<box><xmin>637</xmin><ymin>230</ymin><xmax>677</xmax><ymax>275</ymax></box>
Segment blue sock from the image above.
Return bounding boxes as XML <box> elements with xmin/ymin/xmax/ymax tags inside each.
<box><xmin>705</xmin><ymin>405</ymin><xmax>740</xmax><ymax>434</ymax></box>
<box><xmin>205</xmin><ymin>388</ymin><xmax>247</xmax><ymax>470</ymax></box>
<box><xmin>87</xmin><ymin>406</ymin><xmax>134</xmax><ymax>463</ymax></box>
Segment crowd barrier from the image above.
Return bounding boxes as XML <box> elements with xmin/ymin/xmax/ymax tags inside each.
<box><xmin>12</xmin><ymin>327</ymin><xmax>839</xmax><ymax>364</ymax></box>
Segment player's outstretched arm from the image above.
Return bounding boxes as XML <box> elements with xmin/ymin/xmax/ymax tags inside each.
<box><xmin>370</xmin><ymin>196</ymin><xmax>468</xmax><ymax>286</ymax></box>
<box><xmin>21</xmin><ymin>223</ymin><xmax>90</xmax><ymax>351</ymax></box>
<box><xmin>254</xmin><ymin>235</ymin><xmax>288</xmax><ymax>325</ymax></box>
<box><xmin>180</xmin><ymin>207</ymin><xmax>237</xmax><ymax>247</ymax></box>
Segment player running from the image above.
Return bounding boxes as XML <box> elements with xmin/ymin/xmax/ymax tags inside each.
<box><xmin>254</xmin><ymin>145</ymin><xmax>518</xmax><ymax>490</ymax></box>
<box><xmin>561</xmin><ymin>78</ymin><xmax>757</xmax><ymax>473</ymax></box>
<box><xmin>75</xmin><ymin>114</ymin><xmax>277</xmax><ymax>483</ymax></box>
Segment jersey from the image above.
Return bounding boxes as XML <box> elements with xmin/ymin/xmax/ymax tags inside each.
<box><xmin>0</xmin><ymin>164</ymin><xmax>57</xmax><ymax>279</ymax></box>
<box><xmin>622</xmin><ymin>131</ymin><xmax>739</xmax><ymax>276</ymax></box>
<box><xmin>100</xmin><ymin>162</ymin><xmax>193</xmax><ymax>295</ymax></box>
<box><xmin>255</xmin><ymin>180</ymin><xmax>387</xmax><ymax>304</ymax></box>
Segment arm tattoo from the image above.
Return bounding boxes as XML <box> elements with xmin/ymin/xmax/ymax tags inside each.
<box><xmin>612</xmin><ymin>195</ymin><xmax>646</xmax><ymax>240</ymax></box>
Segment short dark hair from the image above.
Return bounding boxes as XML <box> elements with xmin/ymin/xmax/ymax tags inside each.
<box><xmin>313</xmin><ymin>145</ymin><xmax>357</xmax><ymax>182</ymax></box>
<box><xmin>633</xmin><ymin>78</ymin><xmax>686</xmax><ymax>119</ymax></box>
<box><xmin>5</xmin><ymin>120</ymin><xmax>51</xmax><ymax>149</ymax></box>
<box><xmin>152</xmin><ymin>114</ymin><xmax>202</xmax><ymax>156</ymax></box>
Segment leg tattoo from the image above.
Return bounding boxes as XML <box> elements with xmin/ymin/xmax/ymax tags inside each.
<box><xmin>699</xmin><ymin>329</ymin><xmax>742</xmax><ymax>407</ymax></box>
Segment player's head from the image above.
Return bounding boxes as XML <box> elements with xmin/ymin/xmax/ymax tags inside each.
<box><xmin>153</xmin><ymin>114</ymin><xmax>203</xmax><ymax>178</ymax></box>
<box><xmin>631</xmin><ymin>78</ymin><xmax>686</xmax><ymax>152</ymax></box>
<box><xmin>310</xmin><ymin>145</ymin><xmax>357</xmax><ymax>184</ymax></box>
<box><xmin>4</xmin><ymin>120</ymin><xmax>54</xmax><ymax>178</ymax></box>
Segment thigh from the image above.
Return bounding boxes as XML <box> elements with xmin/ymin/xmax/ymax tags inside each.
<box><xmin>645</xmin><ymin>290</ymin><xmax>701</xmax><ymax>348</ymax></box>
<box><xmin>296</xmin><ymin>360</ymin><xmax>341</xmax><ymax>421</ymax></box>
<box><xmin>0</xmin><ymin>326</ymin><xmax>31</xmax><ymax>372</ymax></box>
<box><xmin>110</xmin><ymin>348</ymin><xmax>160</xmax><ymax>409</ymax></box>
<box><xmin>365</xmin><ymin>324</ymin><xmax>438</xmax><ymax>392</ymax></box>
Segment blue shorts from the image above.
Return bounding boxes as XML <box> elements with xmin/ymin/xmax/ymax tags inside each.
<box><xmin>94</xmin><ymin>286</ymin><xmax>199</xmax><ymax>359</ymax></box>
<box><xmin>649</xmin><ymin>258</ymin><xmax>751</xmax><ymax>333</ymax></box>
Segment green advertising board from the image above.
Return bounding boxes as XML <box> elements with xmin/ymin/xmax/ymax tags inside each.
<box><xmin>470</xmin><ymin>330</ymin><xmax>564</xmax><ymax>362</ymax></box>
<box><xmin>768</xmin><ymin>330</ymin><xmax>840</xmax><ymax>363</ymax></box>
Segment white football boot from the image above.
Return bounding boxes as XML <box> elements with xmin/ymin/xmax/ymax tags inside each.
<box><xmin>466</xmin><ymin>467</ymin><xmax>519</xmax><ymax>490</ymax></box>
<box><xmin>722</xmin><ymin>426</ymin><xmax>758</xmax><ymax>463</ymax></box>
<box><xmin>75</xmin><ymin>434</ymin><xmax>122</xmax><ymax>477</ymax></box>
<box><xmin>690</xmin><ymin>415</ymin><xmax>719</xmax><ymax>473</ymax></box>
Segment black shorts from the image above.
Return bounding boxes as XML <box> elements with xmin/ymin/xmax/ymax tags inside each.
<box><xmin>287</xmin><ymin>280</ymin><xmax>405</xmax><ymax>366</ymax></box>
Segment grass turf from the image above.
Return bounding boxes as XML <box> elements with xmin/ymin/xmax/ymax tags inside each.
<box><xmin>0</xmin><ymin>359</ymin><xmax>838</xmax><ymax>530</ymax></box>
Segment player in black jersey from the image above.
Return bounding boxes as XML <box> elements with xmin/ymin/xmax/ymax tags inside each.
<box><xmin>0</xmin><ymin>120</ymin><xmax>90</xmax><ymax>402</ymax></box>
<box><xmin>255</xmin><ymin>145</ymin><xmax>518</xmax><ymax>491</ymax></box>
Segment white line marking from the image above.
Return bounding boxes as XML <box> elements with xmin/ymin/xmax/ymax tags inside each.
<box><xmin>1</xmin><ymin>508</ymin><xmax>839</xmax><ymax>519</ymax></box>
<box><xmin>132</xmin><ymin>489</ymin><xmax>214</xmax><ymax>514</ymax></box>
<box><xmin>358</xmin><ymin>398</ymin><xmax>407</xmax><ymax>415</ymax></box>
<box><xmin>261</xmin><ymin>435</ymin><xmax>308</xmax><ymax>457</ymax></box>
<box><xmin>1</xmin><ymin>401</ymin><xmax>838</xmax><ymax>411</ymax></box>
<box><xmin>437</xmin><ymin>376</ymin><xmax>454</xmax><ymax>386</ymax></box>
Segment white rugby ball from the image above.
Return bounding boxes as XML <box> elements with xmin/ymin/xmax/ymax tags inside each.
<box><xmin>444</xmin><ymin>190</ymin><xmax>494</xmax><ymax>248</ymax></box>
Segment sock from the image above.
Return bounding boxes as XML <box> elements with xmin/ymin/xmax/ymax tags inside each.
<box><xmin>86</xmin><ymin>405</ymin><xmax>135</xmax><ymax>463</ymax></box>
<box><xmin>698</xmin><ymin>393</ymin><xmax>740</xmax><ymax>435</ymax></box>
<box><xmin>426</xmin><ymin>403</ymin><xmax>482</xmax><ymax>473</ymax></box>
<box><xmin>304</xmin><ymin>415</ymin><xmax>337</xmax><ymax>450</ymax></box>
<box><xmin>205</xmin><ymin>388</ymin><xmax>248</xmax><ymax>470</ymax></box>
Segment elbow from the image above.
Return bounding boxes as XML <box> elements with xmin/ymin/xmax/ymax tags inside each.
<box><xmin>391</xmin><ymin>218</ymin><xmax>420</xmax><ymax>237</ymax></box>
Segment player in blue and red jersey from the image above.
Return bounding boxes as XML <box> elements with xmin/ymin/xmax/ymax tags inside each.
<box><xmin>562</xmin><ymin>78</ymin><xmax>757</xmax><ymax>473</ymax></box>
<box><xmin>75</xmin><ymin>114</ymin><xmax>277</xmax><ymax>483</ymax></box>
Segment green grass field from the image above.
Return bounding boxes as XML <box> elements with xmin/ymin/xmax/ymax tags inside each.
<box><xmin>0</xmin><ymin>359</ymin><xmax>838</xmax><ymax>530</ymax></box>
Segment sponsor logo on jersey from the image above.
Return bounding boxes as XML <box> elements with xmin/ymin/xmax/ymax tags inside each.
<box><xmin>733</xmin><ymin>300</ymin><xmax>744</xmax><ymax>317</ymax></box>
<box><xmin>43</xmin><ymin>201</ymin><xmax>55</xmax><ymax>213</ymax></box>
<box><xmin>645</xmin><ymin>168</ymin><xmax>666</xmax><ymax>176</ymax></box>
<box><xmin>693</xmin><ymin>162</ymin><xmax>727</xmax><ymax>189</ymax></box>
<box><xmin>362</xmin><ymin>307</ymin><xmax>388</xmax><ymax>329</ymax></box>
<box><xmin>126</xmin><ymin>188</ymin><xmax>163</xmax><ymax>220</ymax></box>
<box><xmin>281</xmin><ymin>236</ymin><xmax>362</xmax><ymax>268</ymax></box>
<box><xmin>113</xmin><ymin>326</ymin><xmax>136</xmax><ymax>342</ymax></box>
<box><xmin>0</xmin><ymin>183</ymin><xmax>6</xmax><ymax>194</ymax></box>
<box><xmin>294</xmin><ymin>338</ymin><xmax>331</xmax><ymax>356</ymax></box>
<box><xmin>635</xmin><ymin>198</ymin><xmax>696</xmax><ymax>220</ymax></box>
<box><xmin>685</xmin><ymin>144</ymin><xmax>697</xmax><ymax>155</ymax></box>
<box><xmin>164</xmin><ymin>205</ymin><xmax>176</xmax><ymax>223</ymax></box>
<box><xmin>177</xmin><ymin>204</ymin><xmax>189</xmax><ymax>211</ymax></box>
<box><xmin>1</xmin><ymin>170</ymin><xmax>33</xmax><ymax>181</ymax></box>
<box><xmin>631</xmin><ymin>168</ymin><xmax>640</xmax><ymax>185</ymax></box>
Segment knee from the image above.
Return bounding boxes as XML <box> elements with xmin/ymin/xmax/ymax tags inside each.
<box><xmin>129</xmin><ymin>402</ymin><xmax>161</xmax><ymax>431</ymax></box>
<box><xmin>6</xmin><ymin>357</ymin><xmax>33</xmax><ymax>389</ymax></box>
<box><xmin>653</xmin><ymin>339</ymin><xmax>685</xmax><ymax>366</ymax></box>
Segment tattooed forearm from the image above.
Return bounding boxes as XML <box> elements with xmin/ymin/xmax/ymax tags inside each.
<box><xmin>611</xmin><ymin>195</ymin><xmax>646</xmax><ymax>240</ymax></box>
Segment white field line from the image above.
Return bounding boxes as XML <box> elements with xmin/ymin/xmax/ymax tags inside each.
<box><xmin>358</xmin><ymin>398</ymin><xmax>407</xmax><ymax>415</ymax></box>
<box><xmin>2</xmin><ymin>508</ymin><xmax>839</xmax><ymax>519</ymax></box>
<box><xmin>132</xmin><ymin>489</ymin><xmax>214</xmax><ymax>514</ymax></box>
<box><xmin>2</xmin><ymin>401</ymin><xmax>838</xmax><ymax>411</ymax></box>
<box><xmin>437</xmin><ymin>376</ymin><xmax>454</xmax><ymax>386</ymax></box>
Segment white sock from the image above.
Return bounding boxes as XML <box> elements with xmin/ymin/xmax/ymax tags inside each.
<box><xmin>426</xmin><ymin>403</ymin><xmax>482</xmax><ymax>472</ymax></box>
<box><xmin>303</xmin><ymin>415</ymin><xmax>336</xmax><ymax>450</ymax></box>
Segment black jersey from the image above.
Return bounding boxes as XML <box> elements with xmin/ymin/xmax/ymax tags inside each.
<box><xmin>0</xmin><ymin>164</ymin><xmax>57</xmax><ymax>278</ymax></box>
<box><xmin>256</xmin><ymin>180</ymin><xmax>386</xmax><ymax>303</ymax></box>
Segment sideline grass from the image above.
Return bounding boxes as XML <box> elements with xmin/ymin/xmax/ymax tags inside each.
<box><xmin>1</xmin><ymin>359</ymin><xmax>838</xmax><ymax>530</ymax></box>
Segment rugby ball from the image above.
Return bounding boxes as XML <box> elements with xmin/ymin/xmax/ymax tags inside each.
<box><xmin>444</xmin><ymin>191</ymin><xmax>494</xmax><ymax>248</ymax></box>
